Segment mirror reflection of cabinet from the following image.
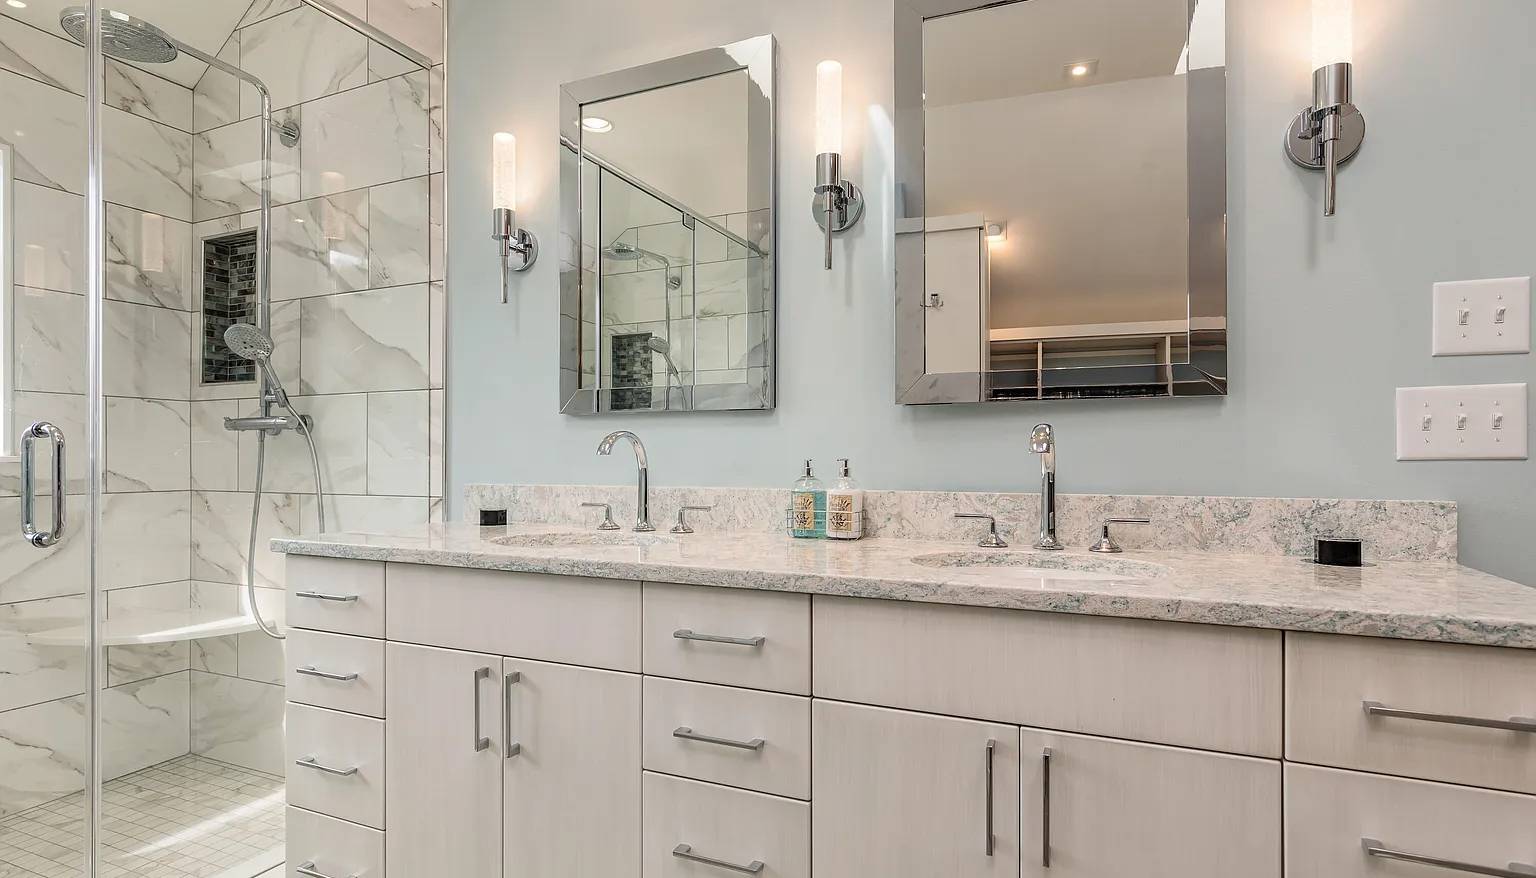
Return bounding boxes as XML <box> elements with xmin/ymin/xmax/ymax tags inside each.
<box><xmin>912</xmin><ymin>215</ymin><xmax>988</xmax><ymax>376</ymax></box>
<box><xmin>895</xmin><ymin>0</ymin><xmax>1228</xmax><ymax>404</ymax></box>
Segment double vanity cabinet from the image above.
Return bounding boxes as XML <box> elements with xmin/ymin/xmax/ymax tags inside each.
<box><xmin>280</xmin><ymin>553</ymin><xmax>1536</xmax><ymax>878</ymax></box>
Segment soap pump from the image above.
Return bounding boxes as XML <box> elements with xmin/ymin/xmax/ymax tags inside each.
<box><xmin>790</xmin><ymin>460</ymin><xmax>826</xmax><ymax>539</ymax></box>
<box><xmin>826</xmin><ymin>458</ymin><xmax>865</xmax><ymax>540</ymax></box>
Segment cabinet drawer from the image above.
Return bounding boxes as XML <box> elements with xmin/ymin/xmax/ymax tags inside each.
<box><xmin>1285</xmin><ymin>763</ymin><xmax>1536</xmax><ymax>878</ymax></box>
<box><xmin>386</xmin><ymin>563</ymin><xmax>640</xmax><ymax>671</ymax></box>
<box><xmin>643</xmin><ymin>772</ymin><xmax>809</xmax><ymax>878</ymax></box>
<box><xmin>287</xmin><ymin>806</ymin><xmax>383</xmax><ymax>878</ymax></box>
<box><xmin>286</xmin><ymin>556</ymin><xmax>385</xmax><ymax>638</ymax></box>
<box><xmin>643</xmin><ymin>583</ymin><xmax>810</xmax><ymax>694</ymax></box>
<box><xmin>286</xmin><ymin>703</ymin><xmax>385</xmax><ymax>829</ymax></box>
<box><xmin>1287</xmin><ymin>633</ymin><xmax>1536</xmax><ymax>793</ymax></box>
<box><xmin>643</xmin><ymin>677</ymin><xmax>810</xmax><ymax>799</ymax></box>
<box><xmin>813</xmin><ymin>596</ymin><xmax>1283</xmax><ymax>756</ymax></box>
<box><xmin>286</xmin><ymin>629</ymin><xmax>385</xmax><ymax>718</ymax></box>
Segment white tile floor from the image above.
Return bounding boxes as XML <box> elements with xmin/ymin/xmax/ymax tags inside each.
<box><xmin>0</xmin><ymin>755</ymin><xmax>284</xmax><ymax>878</ymax></box>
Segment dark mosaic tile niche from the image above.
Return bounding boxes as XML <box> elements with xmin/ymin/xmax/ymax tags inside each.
<box><xmin>202</xmin><ymin>230</ymin><xmax>258</xmax><ymax>385</ymax></box>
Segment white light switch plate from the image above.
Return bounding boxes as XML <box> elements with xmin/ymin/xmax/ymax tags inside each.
<box><xmin>1396</xmin><ymin>384</ymin><xmax>1527</xmax><ymax>460</ymax></box>
<box><xmin>1432</xmin><ymin>276</ymin><xmax>1531</xmax><ymax>356</ymax></box>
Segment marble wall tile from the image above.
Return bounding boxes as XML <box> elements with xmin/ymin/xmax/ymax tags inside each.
<box><xmin>5</xmin><ymin>392</ymin><xmax>88</xmax><ymax>496</ymax></box>
<box><xmin>428</xmin><ymin>281</ymin><xmax>445</xmax><ymax>389</ymax></box>
<box><xmin>239</xmin><ymin>6</ymin><xmax>366</xmax><ymax>116</ymax></box>
<box><xmin>193</xmin><ymin>113</ymin><xmax>303</xmax><ymax>221</ymax></box>
<box><xmin>694</xmin><ymin>261</ymin><xmax>750</xmax><ymax>317</ymax></box>
<box><xmin>15</xmin><ymin>286</ymin><xmax>85</xmax><ymax>395</ymax></box>
<box><xmin>369</xmin><ymin>43</ymin><xmax>419</xmax><ymax>83</ymax></box>
<box><xmin>368</xmin><ymin>0</ymin><xmax>445</xmax><ymax>64</ymax></box>
<box><xmin>300</xmin><ymin>72</ymin><xmax>428</xmax><ymax>197</ymax></box>
<box><xmin>105</xmin><ymin>60</ymin><xmax>193</xmax><ymax>133</ymax></box>
<box><xmin>240</xmin><ymin>0</ymin><xmax>302</xmax><ymax>27</ymax></box>
<box><xmin>731</xmin><ymin>311</ymin><xmax>771</xmax><ymax>369</ymax></box>
<box><xmin>193</xmin><ymin>635</ymin><xmax>240</xmax><ymax>676</ymax></box>
<box><xmin>105</xmin><ymin>582</ymin><xmax>192</xmax><ymax>687</ymax></box>
<box><xmin>696</xmin><ymin>221</ymin><xmax>729</xmax><ymax>264</ymax></box>
<box><xmin>102</xmin><ymin>106</ymin><xmax>193</xmax><ymax>222</ymax></box>
<box><xmin>190</xmin><ymin>670</ymin><xmax>285</xmax><ymax>775</ymax></box>
<box><xmin>0</xmin><ymin>15</ymin><xmax>80</xmax><ymax>94</ymax></box>
<box><xmin>367</xmin><ymin>390</ymin><xmax>428</xmax><ymax>496</ymax></box>
<box><xmin>600</xmin><ymin>270</ymin><xmax>672</xmax><ymax>325</ymax></box>
<box><xmin>236</xmin><ymin>631</ymin><xmax>285</xmax><ymax>685</ymax></box>
<box><xmin>299</xmin><ymin>284</ymin><xmax>430</xmax><ymax>394</ymax></box>
<box><xmin>0</xmin><ymin>594</ymin><xmax>87</xmax><ymax>713</ymax></box>
<box><xmin>305</xmin><ymin>494</ymin><xmax>427</xmax><ymax>536</ymax></box>
<box><xmin>100</xmin><ymin>492</ymin><xmax>192</xmax><ymax>590</ymax></box>
<box><xmin>100</xmin><ymin>672</ymin><xmax>190</xmax><ymax>779</ymax></box>
<box><xmin>429</xmin><ymin>389</ymin><xmax>445</xmax><ymax>498</ymax></box>
<box><xmin>103</xmin><ymin>300</ymin><xmax>193</xmax><ymax>400</ymax></box>
<box><xmin>238</xmin><ymin>394</ymin><xmax>368</xmax><ymax>495</ymax></box>
<box><xmin>0</xmin><ymin>695</ymin><xmax>88</xmax><ymax>817</ymax></box>
<box><xmin>368</xmin><ymin>176</ymin><xmax>430</xmax><ymax>288</ymax></box>
<box><xmin>428</xmin><ymin>172</ymin><xmax>445</xmax><ymax>282</ymax></box>
<box><xmin>191</xmin><ymin>491</ymin><xmax>304</xmax><ymax>587</ymax></box>
<box><xmin>105</xmin><ymin>398</ymin><xmax>191</xmax><ymax>493</ymax></box>
<box><xmin>0</xmin><ymin>497</ymin><xmax>89</xmax><ymax>605</ymax></box>
<box><xmin>193</xmin><ymin>33</ymin><xmax>241</xmax><ymax>133</ymax></box>
<box><xmin>191</xmin><ymin>400</ymin><xmax>241</xmax><ymax>491</ymax></box>
<box><xmin>13</xmin><ymin>182</ymin><xmax>84</xmax><ymax>294</ymax></box>
<box><xmin>427</xmin><ymin>64</ymin><xmax>444</xmax><ymax>173</ymax></box>
<box><xmin>271</xmin><ymin>189</ymin><xmax>371</xmax><ymax>300</ymax></box>
<box><xmin>0</xmin><ymin>71</ymin><xmax>85</xmax><ymax>194</ymax></box>
<box><xmin>636</xmin><ymin>221</ymin><xmax>691</xmax><ymax>264</ymax></box>
<box><xmin>105</xmin><ymin>203</ymin><xmax>194</xmax><ymax>310</ymax></box>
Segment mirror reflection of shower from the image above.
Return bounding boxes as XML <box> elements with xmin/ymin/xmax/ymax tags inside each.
<box><xmin>602</xmin><ymin>240</ymin><xmax>692</xmax><ymax>411</ymax></box>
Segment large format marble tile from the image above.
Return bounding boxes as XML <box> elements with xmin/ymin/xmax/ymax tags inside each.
<box><xmin>191</xmin><ymin>491</ymin><xmax>304</xmax><ymax>588</ymax></box>
<box><xmin>428</xmin><ymin>172</ymin><xmax>445</xmax><ymax>282</ymax></box>
<box><xmin>300</xmin><ymin>72</ymin><xmax>428</xmax><ymax>197</ymax></box>
<box><xmin>0</xmin><ymin>695</ymin><xmax>88</xmax><ymax>817</ymax></box>
<box><xmin>0</xmin><ymin>497</ymin><xmax>89</xmax><ymax>605</ymax></box>
<box><xmin>271</xmin><ymin>188</ymin><xmax>370</xmax><ymax>299</ymax></box>
<box><xmin>429</xmin><ymin>388</ymin><xmax>444</xmax><ymax>497</ymax></box>
<box><xmin>427</xmin><ymin>64</ymin><xmax>444</xmax><ymax>173</ymax></box>
<box><xmin>367</xmin><ymin>176</ymin><xmax>429</xmax><ymax>289</ymax></box>
<box><xmin>239</xmin><ymin>4</ymin><xmax>366</xmax><ymax>116</ymax></box>
<box><xmin>299</xmin><ymin>284</ymin><xmax>430</xmax><ymax>393</ymax></box>
<box><xmin>105</xmin><ymin>398</ymin><xmax>191</xmax><ymax>493</ymax></box>
<box><xmin>367</xmin><ymin>390</ymin><xmax>428</xmax><ymax>496</ymax></box>
<box><xmin>368</xmin><ymin>0</ymin><xmax>445</xmax><ymax>64</ymax></box>
<box><xmin>0</xmin><ymin>71</ymin><xmax>85</xmax><ymax>194</ymax></box>
<box><xmin>193</xmin><ymin>33</ymin><xmax>241</xmax><ymax>132</ymax></box>
<box><xmin>105</xmin><ymin>582</ymin><xmax>192</xmax><ymax>686</ymax></box>
<box><xmin>103</xmin><ymin>300</ymin><xmax>193</xmax><ymax>400</ymax></box>
<box><xmin>193</xmin><ymin>113</ymin><xmax>303</xmax><ymax>221</ymax></box>
<box><xmin>105</xmin><ymin>203</ymin><xmax>193</xmax><ymax>310</ymax></box>
<box><xmin>100</xmin><ymin>492</ymin><xmax>192</xmax><ymax>590</ymax></box>
<box><xmin>100</xmin><ymin>672</ymin><xmax>190</xmax><ymax>780</ymax></box>
<box><xmin>190</xmin><ymin>671</ymin><xmax>285</xmax><ymax>775</ymax></box>
<box><xmin>105</xmin><ymin>60</ymin><xmax>193</xmax><ymax>133</ymax></box>
<box><xmin>236</xmin><ymin>630</ymin><xmax>285</xmax><ymax>685</ymax></box>
<box><xmin>304</xmin><ymin>494</ymin><xmax>428</xmax><ymax>536</ymax></box>
<box><xmin>238</xmin><ymin>394</ymin><xmax>369</xmax><ymax>495</ymax></box>
<box><xmin>428</xmin><ymin>280</ymin><xmax>445</xmax><ymax>389</ymax></box>
<box><xmin>15</xmin><ymin>286</ymin><xmax>85</xmax><ymax>395</ymax></box>
<box><xmin>102</xmin><ymin>106</ymin><xmax>193</xmax><ymax>222</ymax></box>
<box><xmin>0</xmin><ymin>16</ymin><xmax>78</xmax><ymax>94</ymax></box>
<box><xmin>13</xmin><ymin>182</ymin><xmax>84</xmax><ymax>294</ymax></box>
<box><xmin>240</xmin><ymin>0</ymin><xmax>302</xmax><ymax>27</ymax></box>
<box><xmin>0</xmin><ymin>594</ymin><xmax>87</xmax><ymax>713</ymax></box>
<box><xmin>191</xmin><ymin>400</ymin><xmax>241</xmax><ymax>492</ymax></box>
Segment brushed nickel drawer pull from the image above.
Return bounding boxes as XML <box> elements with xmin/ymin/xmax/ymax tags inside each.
<box><xmin>673</xmin><ymin>726</ymin><xmax>765</xmax><ymax>751</ymax></box>
<box><xmin>294</xmin><ymin>590</ymin><xmax>359</xmax><ymax>603</ymax></box>
<box><xmin>294</xmin><ymin>756</ymin><xmax>358</xmax><ymax>777</ymax></box>
<box><xmin>672</xmin><ymin>843</ymin><xmax>765</xmax><ymax>874</ymax></box>
<box><xmin>984</xmin><ymin>738</ymin><xmax>996</xmax><ymax>857</ymax></box>
<box><xmin>1041</xmin><ymin>747</ymin><xmax>1053</xmax><ymax>868</ymax></box>
<box><xmin>1362</xmin><ymin>701</ymin><xmax>1536</xmax><ymax>733</ymax></box>
<box><xmin>472</xmin><ymin>667</ymin><xmax>491</xmax><ymax>752</ymax></box>
<box><xmin>673</xmin><ymin>629</ymin><xmax>766</xmax><ymax>648</ymax></box>
<box><xmin>295</xmin><ymin>665</ymin><xmax>359</xmax><ymax>682</ymax></box>
<box><xmin>295</xmin><ymin>862</ymin><xmax>356</xmax><ymax>878</ymax></box>
<box><xmin>504</xmin><ymin>671</ymin><xmax>522</xmax><ymax>758</ymax></box>
<box><xmin>1362</xmin><ymin>838</ymin><xmax>1536</xmax><ymax>877</ymax></box>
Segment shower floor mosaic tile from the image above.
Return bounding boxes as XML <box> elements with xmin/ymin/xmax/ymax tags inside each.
<box><xmin>0</xmin><ymin>755</ymin><xmax>284</xmax><ymax>878</ymax></box>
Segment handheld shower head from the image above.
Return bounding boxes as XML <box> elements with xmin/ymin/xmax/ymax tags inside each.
<box><xmin>60</xmin><ymin>7</ymin><xmax>180</xmax><ymax>64</ymax></box>
<box><xmin>224</xmin><ymin>323</ymin><xmax>291</xmax><ymax>407</ymax></box>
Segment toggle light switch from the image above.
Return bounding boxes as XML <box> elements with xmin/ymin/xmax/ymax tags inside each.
<box><xmin>1432</xmin><ymin>277</ymin><xmax>1530</xmax><ymax>355</ymax></box>
<box><xmin>1397</xmin><ymin>384</ymin><xmax>1528</xmax><ymax>460</ymax></box>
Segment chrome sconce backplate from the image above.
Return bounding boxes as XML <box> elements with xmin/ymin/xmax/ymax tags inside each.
<box><xmin>1284</xmin><ymin>61</ymin><xmax>1366</xmax><ymax>216</ymax></box>
<box><xmin>811</xmin><ymin>152</ymin><xmax>864</xmax><ymax>269</ymax></box>
<box><xmin>492</xmin><ymin>206</ymin><xmax>538</xmax><ymax>303</ymax></box>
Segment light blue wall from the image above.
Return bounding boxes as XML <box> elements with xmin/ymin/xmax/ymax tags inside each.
<box><xmin>448</xmin><ymin>0</ymin><xmax>1536</xmax><ymax>585</ymax></box>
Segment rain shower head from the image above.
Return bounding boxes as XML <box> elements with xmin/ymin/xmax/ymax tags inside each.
<box><xmin>60</xmin><ymin>7</ymin><xmax>180</xmax><ymax>64</ymax></box>
<box><xmin>603</xmin><ymin>241</ymin><xmax>669</xmax><ymax>265</ymax></box>
<box><xmin>645</xmin><ymin>337</ymin><xmax>671</xmax><ymax>356</ymax></box>
<box><xmin>224</xmin><ymin>323</ymin><xmax>275</xmax><ymax>363</ymax></box>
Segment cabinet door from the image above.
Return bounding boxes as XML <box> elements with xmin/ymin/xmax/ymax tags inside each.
<box><xmin>503</xmin><ymin>657</ymin><xmax>641</xmax><ymax>878</ymax></box>
<box><xmin>1018</xmin><ymin>728</ymin><xmax>1281</xmax><ymax>878</ymax></box>
<box><xmin>812</xmin><ymin>700</ymin><xmax>1020</xmax><ymax>878</ymax></box>
<box><xmin>385</xmin><ymin>642</ymin><xmax>504</xmax><ymax>878</ymax></box>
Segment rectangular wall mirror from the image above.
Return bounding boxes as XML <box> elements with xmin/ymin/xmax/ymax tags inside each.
<box><xmin>560</xmin><ymin>35</ymin><xmax>776</xmax><ymax>414</ymax></box>
<box><xmin>895</xmin><ymin>0</ymin><xmax>1228</xmax><ymax>403</ymax></box>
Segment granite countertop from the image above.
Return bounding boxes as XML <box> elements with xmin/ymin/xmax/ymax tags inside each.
<box><xmin>272</xmin><ymin>522</ymin><xmax>1536</xmax><ymax>649</ymax></box>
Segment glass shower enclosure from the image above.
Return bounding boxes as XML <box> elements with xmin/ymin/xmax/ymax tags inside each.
<box><xmin>0</xmin><ymin>1</ymin><xmax>446</xmax><ymax>875</ymax></box>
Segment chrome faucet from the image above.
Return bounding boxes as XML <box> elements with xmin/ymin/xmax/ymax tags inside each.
<box><xmin>597</xmin><ymin>431</ymin><xmax>654</xmax><ymax>532</ymax></box>
<box><xmin>1030</xmin><ymin>424</ymin><xmax>1063</xmax><ymax>550</ymax></box>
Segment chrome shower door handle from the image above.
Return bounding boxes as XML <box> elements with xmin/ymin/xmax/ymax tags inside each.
<box><xmin>472</xmin><ymin>666</ymin><xmax>491</xmax><ymax>752</ymax></box>
<box><xmin>20</xmin><ymin>421</ymin><xmax>66</xmax><ymax>548</ymax></box>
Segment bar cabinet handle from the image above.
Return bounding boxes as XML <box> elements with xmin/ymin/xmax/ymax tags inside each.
<box><xmin>1041</xmin><ymin>747</ymin><xmax>1053</xmax><ymax>868</ymax></box>
<box><xmin>1363</xmin><ymin>701</ymin><xmax>1536</xmax><ymax>733</ymax></box>
<box><xmin>504</xmin><ymin>671</ymin><xmax>522</xmax><ymax>758</ymax></box>
<box><xmin>673</xmin><ymin>726</ymin><xmax>765</xmax><ymax>752</ymax></box>
<box><xmin>294</xmin><ymin>590</ymin><xmax>359</xmax><ymax>603</ymax></box>
<box><xmin>293</xmin><ymin>756</ymin><xmax>358</xmax><ymax>777</ymax></box>
<box><xmin>673</xmin><ymin>629</ymin><xmax>766</xmax><ymax>648</ymax></box>
<box><xmin>294</xmin><ymin>666</ymin><xmax>358</xmax><ymax>682</ymax></box>
<box><xmin>472</xmin><ymin>666</ymin><xmax>491</xmax><ymax>752</ymax></box>
<box><xmin>1362</xmin><ymin>838</ymin><xmax>1536</xmax><ymax>877</ymax></box>
<box><xmin>984</xmin><ymin>738</ymin><xmax>996</xmax><ymax>857</ymax></box>
<box><xmin>295</xmin><ymin>862</ymin><xmax>356</xmax><ymax>878</ymax></box>
<box><xmin>672</xmin><ymin>843</ymin><xmax>765</xmax><ymax>875</ymax></box>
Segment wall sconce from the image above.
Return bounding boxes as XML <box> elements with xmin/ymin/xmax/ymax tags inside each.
<box><xmin>812</xmin><ymin>60</ymin><xmax>863</xmax><ymax>270</ymax></box>
<box><xmin>491</xmin><ymin>132</ymin><xmax>537</xmax><ymax>303</ymax></box>
<box><xmin>1284</xmin><ymin>0</ymin><xmax>1365</xmax><ymax>217</ymax></box>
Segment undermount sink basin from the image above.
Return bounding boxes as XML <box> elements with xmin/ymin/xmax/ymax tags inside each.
<box><xmin>910</xmin><ymin>550</ymin><xmax>1168</xmax><ymax>580</ymax></box>
<box><xmin>489</xmin><ymin>531</ymin><xmax>678</xmax><ymax>549</ymax></box>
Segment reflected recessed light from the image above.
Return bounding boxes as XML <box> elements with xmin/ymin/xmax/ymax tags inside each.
<box><xmin>581</xmin><ymin>117</ymin><xmax>613</xmax><ymax>133</ymax></box>
<box><xmin>984</xmin><ymin>221</ymin><xmax>1007</xmax><ymax>243</ymax></box>
<box><xmin>6</xmin><ymin>1</ymin><xmax>28</xmax><ymax>9</ymax></box>
<box><xmin>1065</xmin><ymin>59</ymin><xmax>1099</xmax><ymax>79</ymax></box>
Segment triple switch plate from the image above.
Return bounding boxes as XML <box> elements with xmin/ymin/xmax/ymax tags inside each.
<box><xmin>1396</xmin><ymin>383</ymin><xmax>1528</xmax><ymax>461</ymax></box>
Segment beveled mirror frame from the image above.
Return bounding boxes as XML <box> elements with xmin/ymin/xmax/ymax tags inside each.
<box><xmin>558</xmin><ymin>34</ymin><xmax>777</xmax><ymax>415</ymax></box>
<box><xmin>894</xmin><ymin>0</ymin><xmax>1228</xmax><ymax>404</ymax></box>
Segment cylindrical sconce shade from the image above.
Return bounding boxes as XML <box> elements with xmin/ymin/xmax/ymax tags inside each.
<box><xmin>492</xmin><ymin>132</ymin><xmax>517</xmax><ymax>212</ymax></box>
<box><xmin>1311</xmin><ymin>0</ymin><xmax>1353</xmax><ymax>69</ymax></box>
<box><xmin>814</xmin><ymin>60</ymin><xmax>843</xmax><ymax>156</ymax></box>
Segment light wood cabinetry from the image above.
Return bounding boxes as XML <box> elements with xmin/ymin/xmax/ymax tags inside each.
<box><xmin>284</xmin><ymin>557</ymin><xmax>1533</xmax><ymax>878</ymax></box>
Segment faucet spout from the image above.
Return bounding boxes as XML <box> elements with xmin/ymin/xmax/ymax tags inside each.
<box><xmin>597</xmin><ymin>431</ymin><xmax>654</xmax><ymax>532</ymax></box>
<box><xmin>1030</xmin><ymin>424</ymin><xmax>1063</xmax><ymax>550</ymax></box>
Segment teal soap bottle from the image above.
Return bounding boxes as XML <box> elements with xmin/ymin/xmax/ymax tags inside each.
<box><xmin>790</xmin><ymin>460</ymin><xmax>827</xmax><ymax>538</ymax></box>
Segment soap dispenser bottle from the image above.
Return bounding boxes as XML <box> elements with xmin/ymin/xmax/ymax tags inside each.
<box><xmin>826</xmin><ymin>458</ymin><xmax>865</xmax><ymax>540</ymax></box>
<box><xmin>790</xmin><ymin>460</ymin><xmax>826</xmax><ymax>539</ymax></box>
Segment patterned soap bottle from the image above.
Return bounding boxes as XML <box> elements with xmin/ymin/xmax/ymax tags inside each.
<box><xmin>790</xmin><ymin>460</ymin><xmax>826</xmax><ymax>539</ymax></box>
<box><xmin>826</xmin><ymin>458</ymin><xmax>865</xmax><ymax>540</ymax></box>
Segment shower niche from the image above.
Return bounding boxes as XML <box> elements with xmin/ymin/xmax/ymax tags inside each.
<box><xmin>201</xmin><ymin>229</ymin><xmax>259</xmax><ymax>385</ymax></box>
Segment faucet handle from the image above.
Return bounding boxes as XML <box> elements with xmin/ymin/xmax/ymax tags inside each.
<box><xmin>954</xmin><ymin>513</ymin><xmax>1008</xmax><ymax>548</ymax></box>
<box><xmin>671</xmin><ymin>505</ymin><xmax>713</xmax><ymax>535</ymax></box>
<box><xmin>580</xmin><ymin>502</ymin><xmax>621</xmax><ymax>531</ymax></box>
<box><xmin>1090</xmin><ymin>517</ymin><xmax>1151</xmax><ymax>554</ymax></box>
